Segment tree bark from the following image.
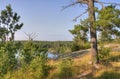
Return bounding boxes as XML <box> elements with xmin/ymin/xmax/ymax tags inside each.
<box><xmin>88</xmin><ymin>0</ymin><xmax>99</xmax><ymax>63</ymax></box>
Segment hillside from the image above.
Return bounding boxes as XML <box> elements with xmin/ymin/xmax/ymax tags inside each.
<box><xmin>48</xmin><ymin>43</ymin><xmax>120</xmax><ymax>79</ymax></box>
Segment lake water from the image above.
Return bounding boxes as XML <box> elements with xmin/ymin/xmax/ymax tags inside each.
<box><xmin>47</xmin><ymin>52</ymin><xmax>58</xmax><ymax>59</ymax></box>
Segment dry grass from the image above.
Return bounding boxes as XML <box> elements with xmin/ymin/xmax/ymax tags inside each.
<box><xmin>47</xmin><ymin>51</ymin><xmax>120</xmax><ymax>79</ymax></box>
<box><xmin>94</xmin><ymin>52</ymin><xmax>120</xmax><ymax>79</ymax></box>
<box><xmin>110</xmin><ymin>52</ymin><xmax>120</xmax><ymax>57</ymax></box>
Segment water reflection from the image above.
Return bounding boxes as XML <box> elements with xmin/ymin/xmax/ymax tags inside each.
<box><xmin>47</xmin><ymin>52</ymin><xmax>58</xmax><ymax>59</ymax></box>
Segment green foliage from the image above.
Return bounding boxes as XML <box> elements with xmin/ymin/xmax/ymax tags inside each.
<box><xmin>22</xmin><ymin>41</ymin><xmax>35</xmax><ymax>63</ymax></box>
<box><xmin>98</xmin><ymin>47</ymin><xmax>110</xmax><ymax>61</ymax></box>
<box><xmin>82</xmin><ymin>42</ymin><xmax>90</xmax><ymax>49</ymax></box>
<box><xmin>96</xmin><ymin>5</ymin><xmax>120</xmax><ymax>42</ymax></box>
<box><xmin>71</xmin><ymin>43</ymin><xmax>80</xmax><ymax>52</ymax></box>
<box><xmin>71</xmin><ymin>42</ymin><xmax>90</xmax><ymax>52</ymax></box>
<box><xmin>21</xmin><ymin>41</ymin><xmax>50</xmax><ymax>79</ymax></box>
<box><xmin>29</xmin><ymin>55</ymin><xmax>50</xmax><ymax>79</ymax></box>
<box><xmin>0</xmin><ymin>27</ymin><xmax>8</xmax><ymax>42</ymax></box>
<box><xmin>0</xmin><ymin>41</ymin><xmax>51</xmax><ymax>79</ymax></box>
<box><xmin>46</xmin><ymin>41</ymin><xmax>72</xmax><ymax>54</ymax></box>
<box><xmin>109</xmin><ymin>55</ymin><xmax>120</xmax><ymax>62</ymax></box>
<box><xmin>1</xmin><ymin>3</ymin><xmax>120</xmax><ymax>79</ymax></box>
<box><xmin>0</xmin><ymin>4</ymin><xmax>24</xmax><ymax>78</ymax></box>
<box><xmin>96</xmin><ymin>71</ymin><xmax>120</xmax><ymax>79</ymax></box>
<box><xmin>58</xmin><ymin>58</ymin><xmax>74</xmax><ymax>79</ymax></box>
<box><xmin>69</xmin><ymin>19</ymin><xmax>89</xmax><ymax>52</ymax></box>
<box><xmin>0</xmin><ymin>4</ymin><xmax>23</xmax><ymax>42</ymax></box>
<box><xmin>69</xmin><ymin>20</ymin><xmax>89</xmax><ymax>45</ymax></box>
<box><xmin>0</xmin><ymin>42</ymin><xmax>18</xmax><ymax>78</ymax></box>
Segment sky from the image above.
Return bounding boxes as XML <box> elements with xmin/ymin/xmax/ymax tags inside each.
<box><xmin>0</xmin><ymin>0</ymin><xmax>120</xmax><ymax>41</ymax></box>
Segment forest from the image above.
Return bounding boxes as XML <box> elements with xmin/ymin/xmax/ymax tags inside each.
<box><xmin>0</xmin><ymin>0</ymin><xmax>120</xmax><ymax>79</ymax></box>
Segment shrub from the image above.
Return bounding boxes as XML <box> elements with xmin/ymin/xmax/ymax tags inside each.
<box><xmin>71</xmin><ymin>43</ymin><xmax>80</xmax><ymax>52</ymax></box>
<box><xmin>71</xmin><ymin>42</ymin><xmax>90</xmax><ymax>52</ymax></box>
<box><xmin>57</xmin><ymin>58</ymin><xmax>74</xmax><ymax>79</ymax></box>
<box><xmin>98</xmin><ymin>47</ymin><xmax>110</xmax><ymax>61</ymax></box>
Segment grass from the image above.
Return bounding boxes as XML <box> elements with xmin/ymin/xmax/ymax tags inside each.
<box><xmin>109</xmin><ymin>52</ymin><xmax>120</xmax><ymax>62</ymax></box>
<box><xmin>47</xmin><ymin>51</ymin><xmax>120</xmax><ymax>79</ymax></box>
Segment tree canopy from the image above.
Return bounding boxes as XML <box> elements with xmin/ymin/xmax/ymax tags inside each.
<box><xmin>68</xmin><ymin>0</ymin><xmax>120</xmax><ymax>63</ymax></box>
<box><xmin>96</xmin><ymin>5</ymin><xmax>120</xmax><ymax>41</ymax></box>
<box><xmin>0</xmin><ymin>4</ymin><xmax>23</xmax><ymax>42</ymax></box>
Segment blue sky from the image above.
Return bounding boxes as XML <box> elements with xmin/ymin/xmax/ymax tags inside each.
<box><xmin>0</xmin><ymin>0</ymin><xmax>120</xmax><ymax>41</ymax></box>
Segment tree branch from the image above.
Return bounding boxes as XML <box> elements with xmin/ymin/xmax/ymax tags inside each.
<box><xmin>95</xmin><ymin>1</ymin><xmax>104</xmax><ymax>9</ymax></box>
<box><xmin>62</xmin><ymin>0</ymin><xmax>88</xmax><ymax>10</ymax></box>
<box><xmin>77</xmin><ymin>0</ymin><xmax>88</xmax><ymax>4</ymax></box>
<box><xmin>73</xmin><ymin>10</ymin><xmax>88</xmax><ymax>22</ymax></box>
<box><xmin>95</xmin><ymin>1</ymin><xmax>120</xmax><ymax>6</ymax></box>
<box><xmin>62</xmin><ymin>2</ymin><xmax>78</xmax><ymax>11</ymax></box>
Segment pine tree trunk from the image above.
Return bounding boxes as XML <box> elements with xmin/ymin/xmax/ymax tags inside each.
<box><xmin>88</xmin><ymin>0</ymin><xmax>99</xmax><ymax>64</ymax></box>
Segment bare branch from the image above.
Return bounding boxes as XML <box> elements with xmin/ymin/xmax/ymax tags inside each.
<box><xmin>62</xmin><ymin>0</ymin><xmax>88</xmax><ymax>10</ymax></box>
<box><xmin>77</xmin><ymin>0</ymin><xmax>88</xmax><ymax>4</ymax></box>
<box><xmin>24</xmin><ymin>32</ymin><xmax>39</xmax><ymax>41</ymax></box>
<box><xmin>62</xmin><ymin>2</ymin><xmax>78</xmax><ymax>10</ymax></box>
<box><xmin>95</xmin><ymin>1</ymin><xmax>120</xmax><ymax>6</ymax></box>
<box><xmin>73</xmin><ymin>10</ymin><xmax>88</xmax><ymax>22</ymax></box>
<box><xmin>96</xmin><ymin>1</ymin><xmax>104</xmax><ymax>9</ymax></box>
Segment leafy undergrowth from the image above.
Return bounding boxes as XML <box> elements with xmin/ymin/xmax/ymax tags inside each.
<box><xmin>47</xmin><ymin>52</ymin><xmax>120</xmax><ymax>79</ymax></box>
<box><xmin>3</xmin><ymin>51</ymin><xmax>120</xmax><ymax>79</ymax></box>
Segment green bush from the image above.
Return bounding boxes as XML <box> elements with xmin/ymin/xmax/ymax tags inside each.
<box><xmin>79</xmin><ymin>42</ymin><xmax>90</xmax><ymax>49</ymax></box>
<box><xmin>58</xmin><ymin>58</ymin><xmax>74</xmax><ymax>79</ymax></box>
<box><xmin>29</xmin><ymin>56</ymin><xmax>50</xmax><ymax>79</ymax></box>
<box><xmin>71</xmin><ymin>43</ymin><xmax>80</xmax><ymax>52</ymax></box>
<box><xmin>0</xmin><ymin>42</ymin><xmax>18</xmax><ymax>78</ymax></box>
<box><xmin>98</xmin><ymin>47</ymin><xmax>110</xmax><ymax>61</ymax></box>
<box><xmin>71</xmin><ymin>42</ymin><xmax>90</xmax><ymax>52</ymax></box>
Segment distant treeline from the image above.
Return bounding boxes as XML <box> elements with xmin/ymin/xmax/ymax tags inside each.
<box><xmin>14</xmin><ymin>41</ymin><xmax>73</xmax><ymax>54</ymax></box>
<box><xmin>16</xmin><ymin>41</ymin><xmax>73</xmax><ymax>48</ymax></box>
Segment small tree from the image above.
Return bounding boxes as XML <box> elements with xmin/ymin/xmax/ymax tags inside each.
<box><xmin>0</xmin><ymin>4</ymin><xmax>23</xmax><ymax>42</ymax></box>
<box><xmin>0</xmin><ymin>42</ymin><xmax>18</xmax><ymax>78</ymax></box>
